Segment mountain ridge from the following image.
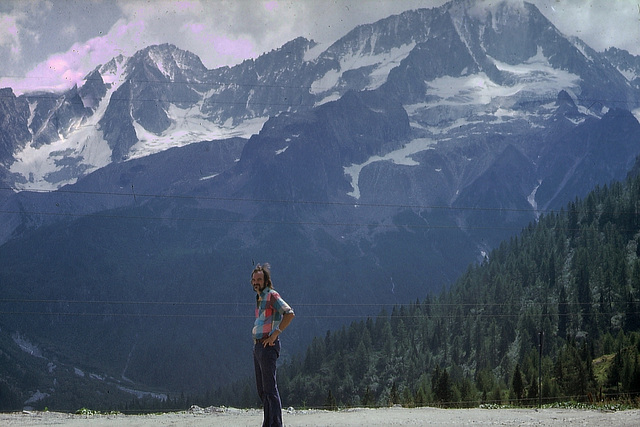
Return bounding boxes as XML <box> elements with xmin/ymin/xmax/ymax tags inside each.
<box><xmin>2</xmin><ymin>1</ymin><xmax>638</xmax><ymax>191</ymax></box>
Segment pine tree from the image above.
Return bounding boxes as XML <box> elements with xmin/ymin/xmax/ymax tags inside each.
<box><xmin>389</xmin><ymin>381</ymin><xmax>399</xmax><ymax>405</ymax></box>
<box><xmin>558</xmin><ymin>286</ymin><xmax>569</xmax><ymax>340</ymax></box>
<box><xmin>324</xmin><ymin>389</ymin><xmax>337</xmax><ymax>410</ymax></box>
<box><xmin>434</xmin><ymin>368</ymin><xmax>452</xmax><ymax>407</ymax></box>
<box><xmin>414</xmin><ymin>385</ymin><xmax>427</xmax><ymax>407</ymax></box>
<box><xmin>362</xmin><ymin>386</ymin><xmax>375</xmax><ymax>407</ymax></box>
<box><xmin>512</xmin><ymin>364</ymin><xmax>524</xmax><ymax>404</ymax></box>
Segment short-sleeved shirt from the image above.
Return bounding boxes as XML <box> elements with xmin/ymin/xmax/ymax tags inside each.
<box><xmin>253</xmin><ymin>287</ymin><xmax>294</xmax><ymax>340</ymax></box>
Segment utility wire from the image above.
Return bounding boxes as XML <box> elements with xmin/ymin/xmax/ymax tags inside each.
<box><xmin>1</xmin><ymin>298</ymin><xmax>638</xmax><ymax>320</ymax></box>
<box><xmin>2</xmin><ymin>185</ymin><xmax>635</xmax><ymax>217</ymax></box>
<box><xmin>0</xmin><ymin>76</ymin><xmax>634</xmax><ymax>106</ymax></box>
<box><xmin>0</xmin><ymin>207</ymin><xmax>539</xmax><ymax>231</ymax></box>
<box><xmin>1</xmin><ymin>310</ymin><xmax>638</xmax><ymax>320</ymax></box>
<box><xmin>2</xmin><ymin>298</ymin><xmax>637</xmax><ymax>308</ymax></box>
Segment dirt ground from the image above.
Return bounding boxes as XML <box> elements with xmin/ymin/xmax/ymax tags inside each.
<box><xmin>2</xmin><ymin>406</ymin><xmax>640</xmax><ymax>426</ymax></box>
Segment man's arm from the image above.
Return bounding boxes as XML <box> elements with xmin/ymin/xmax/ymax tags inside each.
<box><xmin>278</xmin><ymin>312</ymin><xmax>294</xmax><ymax>333</ymax></box>
<box><xmin>264</xmin><ymin>312</ymin><xmax>294</xmax><ymax>347</ymax></box>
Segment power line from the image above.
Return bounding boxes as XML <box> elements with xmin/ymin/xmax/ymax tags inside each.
<box><xmin>1</xmin><ymin>310</ymin><xmax>638</xmax><ymax>320</ymax></box>
<box><xmin>0</xmin><ymin>76</ymin><xmax>321</xmax><ymax>91</ymax></box>
<box><xmin>0</xmin><ymin>73</ymin><xmax>636</xmax><ymax>119</ymax></box>
<box><xmin>3</xmin><ymin>298</ymin><xmax>636</xmax><ymax>308</ymax></box>
<box><xmin>1</xmin><ymin>298</ymin><xmax>638</xmax><ymax>320</ymax></box>
<box><xmin>0</xmin><ymin>207</ymin><xmax>538</xmax><ymax>231</ymax></box>
<box><xmin>0</xmin><ymin>75</ymin><xmax>635</xmax><ymax>106</ymax></box>
<box><xmin>3</xmin><ymin>184</ymin><xmax>634</xmax><ymax>217</ymax></box>
<box><xmin>0</xmin><ymin>185</ymin><xmax>557</xmax><ymax>231</ymax></box>
<box><xmin>0</xmin><ymin>185</ymin><xmax>561</xmax><ymax>212</ymax></box>
<box><xmin>0</xmin><ymin>204</ymin><xmax>635</xmax><ymax>234</ymax></box>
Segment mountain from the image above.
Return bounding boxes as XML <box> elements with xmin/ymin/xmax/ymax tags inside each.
<box><xmin>3</xmin><ymin>1</ymin><xmax>638</xmax><ymax>192</ymax></box>
<box><xmin>1</xmin><ymin>0</ymin><xmax>640</xmax><ymax>408</ymax></box>
<box><xmin>603</xmin><ymin>46</ymin><xmax>640</xmax><ymax>90</ymax></box>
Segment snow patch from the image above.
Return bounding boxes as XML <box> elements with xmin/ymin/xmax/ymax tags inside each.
<box><xmin>618</xmin><ymin>67</ymin><xmax>639</xmax><ymax>82</ymax></box>
<box><xmin>9</xmin><ymin>63</ymin><xmax>128</xmax><ymax>191</ymax></box>
<box><xmin>12</xmin><ymin>332</ymin><xmax>44</xmax><ymax>358</ymax></box>
<box><xmin>117</xmin><ymin>386</ymin><xmax>167</xmax><ymax>401</ymax></box>
<box><xmin>411</xmin><ymin>49</ymin><xmax>580</xmax><ymax>110</ymax></box>
<box><xmin>127</xmin><ymin>108</ymin><xmax>266</xmax><ymax>161</ymax></box>
<box><xmin>10</xmin><ymin>126</ymin><xmax>112</xmax><ymax>192</ymax></box>
<box><xmin>147</xmin><ymin>49</ymin><xmax>177</xmax><ymax>80</ymax></box>
<box><xmin>199</xmin><ymin>173</ymin><xmax>219</xmax><ymax>181</ymax></box>
<box><xmin>100</xmin><ymin>55</ymin><xmax>128</xmax><ymax>85</ymax></box>
<box><xmin>311</xmin><ymin>69</ymin><xmax>341</xmax><ymax>95</ymax></box>
<box><xmin>402</xmin><ymin>48</ymin><xmax>582</xmax><ymax>136</ymax></box>
<box><xmin>315</xmin><ymin>92</ymin><xmax>342</xmax><ymax>107</ymax></box>
<box><xmin>490</xmin><ymin>48</ymin><xmax>582</xmax><ymax>97</ymax></box>
<box><xmin>528</xmin><ymin>180</ymin><xmax>541</xmax><ymax>219</ymax></box>
<box><xmin>365</xmin><ymin>43</ymin><xmax>416</xmax><ymax>90</ymax></box>
<box><xmin>344</xmin><ymin>138</ymin><xmax>435</xmax><ymax>199</ymax></box>
<box><xmin>310</xmin><ymin>42</ymin><xmax>416</xmax><ymax>95</ymax></box>
<box><xmin>304</xmin><ymin>43</ymin><xmax>328</xmax><ymax>62</ymax></box>
<box><xmin>566</xmin><ymin>116</ymin><xmax>586</xmax><ymax>125</ymax></box>
<box><xmin>24</xmin><ymin>390</ymin><xmax>50</xmax><ymax>405</ymax></box>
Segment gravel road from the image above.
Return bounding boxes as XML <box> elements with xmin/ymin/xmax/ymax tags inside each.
<box><xmin>2</xmin><ymin>406</ymin><xmax>640</xmax><ymax>426</ymax></box>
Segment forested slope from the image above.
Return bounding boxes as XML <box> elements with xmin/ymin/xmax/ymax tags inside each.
<box><xmin>217</xmin><ymin>169</ymin><xmax>640</xmax><ymax>409</ymax></box>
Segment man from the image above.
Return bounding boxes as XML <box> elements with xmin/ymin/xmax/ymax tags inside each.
<box><xmin>252</xmin><ymin>263</ymin><xmax>295</xmax><ymax>427</ymax></box>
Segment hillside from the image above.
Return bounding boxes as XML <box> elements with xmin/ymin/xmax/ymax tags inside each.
<box><xmin>212</xmin><ymin>169</ymin><xmax>640</xmax><ymax>409</ymax></box>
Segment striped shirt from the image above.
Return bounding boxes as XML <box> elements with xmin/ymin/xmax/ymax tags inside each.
<box><xmin>253</xmin><ymin>287</ymin><xmax>294</xmax><ymax>340</ymax></box>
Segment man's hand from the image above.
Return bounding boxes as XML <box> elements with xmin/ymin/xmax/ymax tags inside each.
<box><xmin>262</xmin><ymin>312</ymin><xmax>294</xmax><ymax>347</ymax></box>
<box><xmin>262</xmin><ymin>331</ymin><xmax>279</xmax><ymax>347</ymax></box>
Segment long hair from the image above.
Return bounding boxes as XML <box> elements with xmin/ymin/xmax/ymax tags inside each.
<box><xmin>252</xmin><ymin>263</ymin><xmax>273</xmax><ymax>288</ymax></box>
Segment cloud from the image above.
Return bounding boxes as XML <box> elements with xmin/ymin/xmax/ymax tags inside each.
<box><xmin>0</xmin><ymin>0</ymin><xmax>112</xmax><ymax>92</ymax></box>
<box><xmin>61</xmin><ymin>24</ymin><xmax>78</xmax><ymax>38</ymax></box>
<box><xmin>0</xmin><ymin>13</ymin><xmax>20</xmax><ymax>51</ymax></box>
<box><xmin>532</xmin><ymin>0</ymin><xmax>640</xmax><ymax>53</ymax></box>
<box><xmin>109</xmin><ymin>0</ymin><xmax>260</xmax><ymax>67</ymax></box>
<box><xmin>2</xmin><ymin>0</ymin><xmax>640</xmax><ymax>95</ymax></box>
<box><xmin>0</xmin><ymin>0</ymin><xmax>55</xmax><ymax>61</ymax></box>
<box><xmin>168</xmin><ymin>0</ymin><xmax>297</xmax><ymax>68</ymax></box>
<box><xmin>0</xmin><ymin>1</ymin><xmax>470</xmax><ymax>94</ymax></box>
<box><xmin>1</xmin><ymin>0</ymin><xmax>254</xmax><ymax>93</ymax></box>
<box><xmin>0</xmin><ymin>9</ymin><xmax>37</xmax><ymax>71</ymax></box>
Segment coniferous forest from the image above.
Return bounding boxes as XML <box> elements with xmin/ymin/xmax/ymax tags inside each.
<box><xmin>212</xmin><ymin>169</ymin><xmax>640</xmax><ymax>410</ymax></box>
<box><xmin>4</xmin><ymin>166</ymin><xmax>640</xmax><ymax>413</ymax></box>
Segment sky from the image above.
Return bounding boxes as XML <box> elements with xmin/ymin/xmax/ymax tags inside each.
<box><xmin>0</xmin><ymin>0</ymin><xmax>639</xmax><ymax>95</ymax></box>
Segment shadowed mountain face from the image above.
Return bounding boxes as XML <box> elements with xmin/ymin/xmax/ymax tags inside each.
<box><xmin>1</xmin><ymin>0</ymin><xmax>640</xmax><ymax>401</ymax></box>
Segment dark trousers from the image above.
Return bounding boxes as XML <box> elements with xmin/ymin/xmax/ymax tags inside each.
<box><xmin>253</xmin><ymin>339</ymin><xmax>283</xmax><ymax>427</ymax></box>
